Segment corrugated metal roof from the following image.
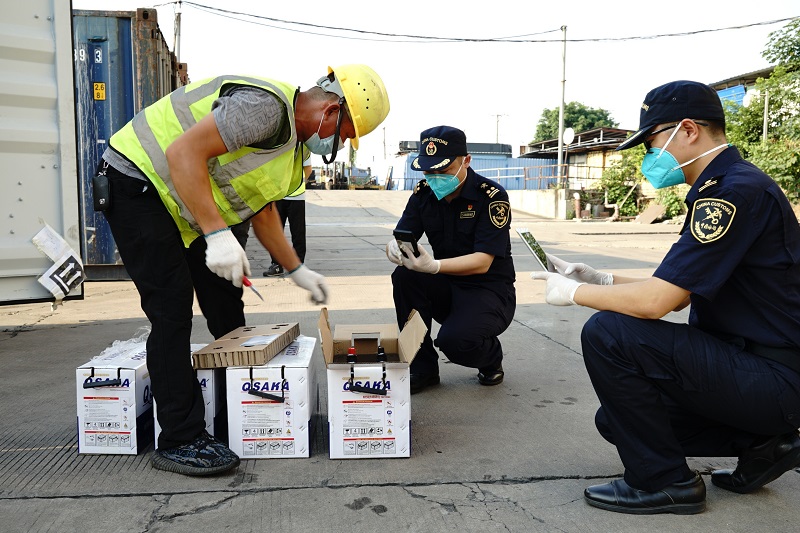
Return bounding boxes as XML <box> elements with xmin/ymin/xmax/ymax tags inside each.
<box><xmin>521</xmin><ymin>127</ymin><xmax>632</xmax><ymax>158</ymax></box>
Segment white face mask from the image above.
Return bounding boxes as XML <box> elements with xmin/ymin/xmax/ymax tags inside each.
<box><xmin>305</xmin><ymin>112</ymin><xmax>344</xmax><ymax>156</ymax></box>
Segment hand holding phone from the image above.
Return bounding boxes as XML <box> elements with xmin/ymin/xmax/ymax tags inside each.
<box><xmin>393</xmin><ymin>229</ymin><xmax>420</xmax><ymax>258</ymax></box>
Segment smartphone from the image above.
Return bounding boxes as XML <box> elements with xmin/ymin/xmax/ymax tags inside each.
<box><xmin>393</xmin><ymin>229</ymin><xmax>420</xmax><ymax>258</ymax></box>
<box><xmin>516</xmin><ymin>228</ymin><xmax>553</xmax><ymax>272</ymax></box>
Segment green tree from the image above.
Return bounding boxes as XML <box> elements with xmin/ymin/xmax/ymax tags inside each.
<box><xmin>726</xmin><ymin>18</ymin><xmax>800</xmax><ymax>203</ymax></box>
<box><xmin>762</xmin><ymin>18</ymin><xmax>800</xmax><ymax>68</ymax></box>
<box><xmin>533</xmin><ymin>101</ymin><xmax>618</xmax><ymax>142</ymax></box>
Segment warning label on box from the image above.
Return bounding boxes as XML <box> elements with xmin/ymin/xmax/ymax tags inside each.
<box><xmin>238</xmin><ymin>397</ymin><xmax>296</xmax><ymax>455</ymax></box>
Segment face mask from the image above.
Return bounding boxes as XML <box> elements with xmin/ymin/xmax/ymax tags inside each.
<box><xmin>427</xmin><ymin>160</ymin><xmax>465</xmax><ymax>200</ymax></box>
<box><xmin>641</xmin><ymin>124</ymin><xmax>730</xmax><ymax>189</ymax></box>
<box><xmin>305</xmin><ymin>112</ymin><xmax>344</xmax><ymax>156</ymax></box>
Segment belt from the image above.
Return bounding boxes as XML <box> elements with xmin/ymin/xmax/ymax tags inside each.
<box><xmin>745</xmin><ymin>341</ymin><xmax>800</xmax><ymax>374</ymax></box>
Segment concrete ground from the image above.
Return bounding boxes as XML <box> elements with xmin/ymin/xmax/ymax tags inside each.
<box><xmin>2</xmin><ymin>189</ymin><xmax>799</xmax><ymax>532</ymax></box>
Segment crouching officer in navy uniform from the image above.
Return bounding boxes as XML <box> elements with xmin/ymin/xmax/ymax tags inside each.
<box><xmin>532</xmin><ymin>80</ymin><xmax>800</xmax><ymax>515</ymax></box>
<box><xmin>386</xmin><ymin>126</ymin><xmax>516</xmax><ymax>394</ymax></box>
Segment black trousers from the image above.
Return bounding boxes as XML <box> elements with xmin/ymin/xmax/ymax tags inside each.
<box><xmin>582</xmin><ymin>311</ymin><xmax>800</xmax><ymax>492</ymax></box>
<box><xmin>268</xmin><ymin>198</ymin><xmax>306</xmax><ymax>264</ymax></box>
<box><xmin>391</xmin><ymin>266</ymin><xmax>515</xmax><ymax>375</ymax></box>
<box><xmin>101</xmin><ymin>166</ymin><xmax>245</xmax><ymax>448</ymax></box>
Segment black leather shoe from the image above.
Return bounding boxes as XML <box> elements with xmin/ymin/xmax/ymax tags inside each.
<box><xmin>410</xmin><ymin>373</ymin><xmax>440</xmax><ymax>394</ymax></box>
<box><xmin>712</xmin><ymin>431</ymin><xmax>800</xmax><ymax>494</ymax></box>
<box><xmin>477</xmin><ymin>364</ymin><xmax>504</xmax><ymax>386</ymax></box>
<box><xmin>584</xmin><ymin>473</ymin><xmax>706</xmax><ymax>515</ymax></box>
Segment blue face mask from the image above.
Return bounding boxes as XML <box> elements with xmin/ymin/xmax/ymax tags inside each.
<box><xmin>305</xmin><ymin>113</ymin><xmax>344</xmax><ymax>156</ymax></box>
<box><xmin>642</xmin><ymin>123</ymin><xmax>730</xmax><ymax>189</ymax></box>
<box><xmin>426</xmin><ymin>160</ymin><xmax>465</xmax><ymax>200</ymax></box>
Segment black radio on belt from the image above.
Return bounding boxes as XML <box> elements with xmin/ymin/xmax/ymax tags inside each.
<box><xmin>92</xmin><ymin>162</ymin><xmax>112</xmax><ymax>211</ymax></box>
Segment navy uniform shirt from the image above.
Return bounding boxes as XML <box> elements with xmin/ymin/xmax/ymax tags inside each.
<box><xmin>654</xmin><ymin>146</ymin><xmax>800</xmax><ymax>349</ymax></box>
<box><xmin>396</xmin><ymin>167</ymin><xmax>515</xmax><ymax>287</ymax></box>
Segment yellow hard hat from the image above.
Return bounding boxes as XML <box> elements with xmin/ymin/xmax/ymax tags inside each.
<box><xmin>317</xmin><ymin>64</ymin><xmax>390</xmax><ymax>150</ymax></box>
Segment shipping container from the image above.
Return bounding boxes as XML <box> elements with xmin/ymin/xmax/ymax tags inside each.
<box><xmin>0</xmin><ymin>0</ymin><xmax>81</xmax><ymax>305</ymax></box>
<box><xmin>72</xmin><ymin>8</ymin><xmax>186</xmax><ymax>279</ymax></box>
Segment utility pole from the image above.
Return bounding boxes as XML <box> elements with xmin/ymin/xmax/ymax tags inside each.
<box><xmin>383</xmin><ymin>126</ymin><xmax>387</xmax><ymax>160</ymax></box>
<box><xmin>173</xmin><ymin>1</ymin><xmax>182</xmax><ymax>62</ymax></box>
<box><xmin>493</xmin><ymin>114</ymin><xmax>507</xmax><ymax>143</ymax></box>
<box><xmin>557</xmin><ymin>25</ymin><xmax>567</xmax><ymax>181</ymax></box>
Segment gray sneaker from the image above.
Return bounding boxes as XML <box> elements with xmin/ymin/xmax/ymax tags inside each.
<box><xmin>151</xmin><ymin>430</ymin><xmax>240</xmax><ymax>476</ymax></box>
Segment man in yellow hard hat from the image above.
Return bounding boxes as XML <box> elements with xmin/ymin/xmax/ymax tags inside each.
<box><xmin>94</xmin><ymin>64</ymin><xmax>389</xmax><ymax>476</ymax></box>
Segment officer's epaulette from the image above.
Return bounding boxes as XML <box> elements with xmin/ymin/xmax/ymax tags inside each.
<box><xmin>480</xmin><ymin>182</ymin><xmax>500</xmax><ymax>199</ymax></box>
<box><xmin>414</xmin><ymin>179</ymin><xmax>429</xmax><ymax>195</ymax></box>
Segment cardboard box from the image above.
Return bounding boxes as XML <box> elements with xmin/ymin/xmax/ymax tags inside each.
<box><xmin>318</xmin><ymin>308</ymin><xmax>426</xmax><ymax>458</ymax></box>
<box><xmin>226</xmin><ymin>335</ymin><xmax>317</xmax><ymax>458</ymax></box>
<box><xmin>76</xmin><ymin>342</ymin><xmax>152</xmax><ymax>455</ymax></box>
<box><xmin>192</xmin><ymin>323</ymin><xmax>299</xmax><ymax>369</ymax></box>
<box><xmin>154</xmin><ymin>348</ymin><xmax>225</xmax><ymax>449</ymax></box>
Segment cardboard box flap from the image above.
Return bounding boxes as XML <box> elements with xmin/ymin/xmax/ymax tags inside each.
<box><xmin>318</xmin><ymin>307</ymin><xmax>334</xmax><ymax>364</ymax></box>
<box><xmin>319</xmin><ymin>308</ymin><xmax>428</xmax><ymax>365</ymax></box>
<box><xmin>398</xmin><ymin>310</ymin><xmax>426</xmax><ymax>364</ymax></box>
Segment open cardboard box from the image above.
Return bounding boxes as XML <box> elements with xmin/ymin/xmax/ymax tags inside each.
<box><xmin>318</xmin><ymin>307</ymin><xmax>426</xmax><ymax>458</ymax></box>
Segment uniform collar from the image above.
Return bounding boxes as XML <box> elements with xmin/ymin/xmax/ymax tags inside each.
<box><xmin>457</xmin><ymin>168</ymin><xmax>480</xmax><ymax>201</ymax></box>
<box><xmin>686</xmin><ymin>146</ymin><xmax>742</xmax><ymax>202</ymax></box>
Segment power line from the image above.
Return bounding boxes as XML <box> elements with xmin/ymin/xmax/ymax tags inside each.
<box><xmin>177</xmin><ymin>2</ymin><xmax>796</xmax><ymax>44</ymax></box>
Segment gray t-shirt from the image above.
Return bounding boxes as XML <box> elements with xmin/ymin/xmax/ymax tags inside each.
<box><xmin>102</xmin><ymin>86</ymin><xmax>288</xmax><ymax>180</ymax></box>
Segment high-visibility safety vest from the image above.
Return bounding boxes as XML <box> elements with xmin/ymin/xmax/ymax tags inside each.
<box><xmin>109</xmin><ymin>75</ymin><xmax>305</xmax><ymax>246</ymax></box>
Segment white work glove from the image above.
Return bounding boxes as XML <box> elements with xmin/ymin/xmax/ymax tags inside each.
<box><xmin>547</xmin><ymin>253</ymin><xmax>614</xmax><ymax>285</ymax></box>
<box><xmin>289</xmin><ymin>264</ymin><xmax>329</xmax><ymax>304</ymax></box>
<box><xmin>386</xmin><ymin>239</ymin><xmax>403</xmax><ymax>266</ymax></box>
<box><xmin>399</xmin><ymin>242</ymin><xmax>440</xmax><ymax>274</ymax></box>
<box><xmin>530</xmin><ymin>271</ymin><xmax>584</xmax><ymax>306</ymax></box>
<box><xmin>204</xmin><ymin>228</ymin><xmax>250</xmax><ymax>288</ymax></box>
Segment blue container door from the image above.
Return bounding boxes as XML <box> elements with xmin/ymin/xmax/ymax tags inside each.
<box><xmin>73</xmin><ymin>14</ymin><xmax>135</xmax><ymax>275</ymax></box>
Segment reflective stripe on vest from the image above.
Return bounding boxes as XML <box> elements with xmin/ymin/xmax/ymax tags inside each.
<box><xmin>110</xmin><ymin>75</ymin><xmax>303</xmax><ymax>246</ymax></box>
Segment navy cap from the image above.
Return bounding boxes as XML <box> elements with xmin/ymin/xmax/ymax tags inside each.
<box><xmin>411</xmin><ymin>126</ymin><xmax>468</xmax><ymax>172</ymax></box>
<box><xmin>616</xmin><ymin>80</ymin><xmax>725</xmax><ymax>151</ymax></box>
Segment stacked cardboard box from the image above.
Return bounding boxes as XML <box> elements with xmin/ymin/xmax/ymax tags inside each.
<box><xmin>226</xmin><ymin>335</ymin><xmax>317</xmax><ymax>458</ymax></box>
<box><xmin>76</xmin><ymin>342</ymin><xmax>152</xmax><ymax>454</ymax></box>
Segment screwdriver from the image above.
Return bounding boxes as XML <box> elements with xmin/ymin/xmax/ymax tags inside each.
<box><xmin>242</xmin><ymin>276</ymin><xmax>264</xmax><ymax>301</ymax></box>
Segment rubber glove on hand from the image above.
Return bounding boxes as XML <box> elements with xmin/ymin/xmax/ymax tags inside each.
<box><xmin>289</xmin><ymin>264</ymin><xmax>329</xmax><ymax>304</ymax></box>
<box><xmin>547</xmin><ymin>253</ymin><xmax>613</xmax><ymax>285</ymax></box>
<box><xmin>530</xmin><ymin>271</ymin><xmax>584</xmax><ymax>306</ymax></box>
<box><xmin>399</xmin><ymin>242</ymin><xmax>440</xmax><ymax>274</ymax></box>
<box><xmin>205</xmin><ymin>228</ymin><xmax>250</xmax><ymax>288</ymax></box>
<box><xmin>386</xmin><ymin>239</ymin><xmax>403</xmax><ymax>266</ymax></box>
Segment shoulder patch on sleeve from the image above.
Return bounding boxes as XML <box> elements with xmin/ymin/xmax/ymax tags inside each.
<box><xmin>481</xmin><ymin>183</ymin><xmax>501</xmax><ymax>199</ymax></box>
<box><xmin>414</xmin><ymin>179</ymin><xmax>429</xmax><ymax>195</ymax></box>
<box><xmin>489</xmin><ymin>201</ymin><xmax>510</xmax><ymax>229</ymax></box>
<box><xmin>690</xmin><ymin>198</ymin><xmax>736</xmax><ymax>243</ymax></box>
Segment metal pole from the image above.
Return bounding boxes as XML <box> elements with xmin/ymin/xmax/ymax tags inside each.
<box><xmin>557</xmin><ymin>25</ymin><xmax>567</xmax><ymax>181</ymax></box>
<box><xmin>174</xmin><ymin>1</ymin><xmax>182</xmax><ymax>62</ymax></box>
<box><xmin>762</xmin><ymin>90</ymin><xmax>769</xmax><ymax>144</ymax></box>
